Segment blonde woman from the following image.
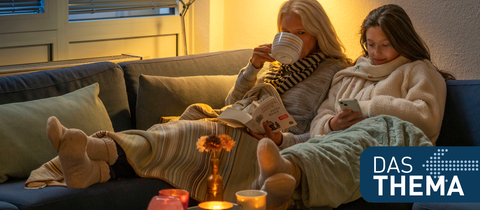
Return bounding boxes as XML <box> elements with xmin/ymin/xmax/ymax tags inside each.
<box><xmin>27</xmin><ymin>0</ymin><xmax>350</xmax><ymax>204</ymax></box>
<box><xmin>227</xmin><ymin>0</ymin><xmax>351</xmax><ymax>148</ymax></box>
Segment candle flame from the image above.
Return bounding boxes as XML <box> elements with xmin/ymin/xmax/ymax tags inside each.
<box><xmin>198</xmin><ymin>201</ymin><xmax>232</xmax><ymax>210</ymax></box>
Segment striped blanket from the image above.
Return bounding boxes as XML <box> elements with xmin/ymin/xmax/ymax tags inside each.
<box><xmin>108</xmin><ymin>113</ymin><xmax>262</xmax><ymax>203</ymax></box>
<box><xmin>26</xmin><ymin>84</ymin><xmax>282</xmax><ymax>203</ymax></box>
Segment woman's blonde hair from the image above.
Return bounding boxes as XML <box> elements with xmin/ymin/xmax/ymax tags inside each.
<box><xmin>277</xmin><ymin>0</ymin><xmax>351</xmax><ymax>65</ymax></box>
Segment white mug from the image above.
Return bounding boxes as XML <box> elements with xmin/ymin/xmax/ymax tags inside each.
<box><xmin>236</xmin><ymin>190</ymin><xmax>267</xmax><ymax>210</ymax></box>
<box><xmin>270</xmin><ymin>32</ymin><xmax>303</xmax><ymax>64</ymax></box>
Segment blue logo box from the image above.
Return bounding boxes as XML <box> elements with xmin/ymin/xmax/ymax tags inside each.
<box><xmin>360</xmin><ymin>147</ymin><xmax>480</xmax><ymax>202</ymax></box>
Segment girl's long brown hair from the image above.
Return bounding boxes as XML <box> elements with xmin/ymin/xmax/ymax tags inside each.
<box><xmin>360</xmin><ymin>4</ymin><xmax>455</xmax><ymax>80</ymax></box>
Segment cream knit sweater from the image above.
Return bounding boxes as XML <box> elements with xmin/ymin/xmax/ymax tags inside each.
<box><xmin>310</xmin><ymin>56</ymin><xmax>447</xmax><ymax>144</ymax></box>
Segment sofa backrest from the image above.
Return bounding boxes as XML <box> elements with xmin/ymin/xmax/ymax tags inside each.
<box><xmin>436</xmin><ymin>80</ymin><xmax>480</xmax><ymax>146</ymax></box>
<box><xmin>118</xmin><ymin>49</ymin><xmax>252</xmax><ymax>128</ymax></box>
<box><xmin>0</xmin><ymin>62</ymin><xmax>132</xmax><ymax>132</ymax></box>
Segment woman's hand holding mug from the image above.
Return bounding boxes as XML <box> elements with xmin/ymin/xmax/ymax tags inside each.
<box><xmin>251</xmin><ymin>44</ymin><xmax>276</xmax><ymax>69</ymax></box>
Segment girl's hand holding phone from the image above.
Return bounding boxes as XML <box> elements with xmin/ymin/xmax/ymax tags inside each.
<box><xmin>329</xmin><ymin>99</ymin><xmax>366</xmax><ymax>131</ymax></box>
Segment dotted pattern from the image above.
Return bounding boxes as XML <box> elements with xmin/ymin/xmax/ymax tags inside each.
<box><xmin>421</xmin><ymin>149</ymin><xmax>479</xmax><ymax>182</ymax></box>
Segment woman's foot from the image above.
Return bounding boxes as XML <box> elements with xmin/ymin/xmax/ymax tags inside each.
<box><xmin>47</xmin><ymin>116</ymin><xmax>110</xmax><ymax>188</ymax></box>
<box><xmin>89</xmin><ymin>131</ymin><xmax>118</xmax><ymax>165</ymax></box>
<box><xmin>257</xmin><ymin>138</ymin><xmax>300</xmax><ymax>186</ymax></box>
<box><xmin>47</xmin><ymin>116</ymin><xmax>67</xmax><ymax>152</ymax></box>
<box><xmin>48</xmin><ymin>117</ymin><xmax>118</xmax><ymax>165</ymax></box>
<box><xmin>261</xmin><ymin>173</ymin><xmax>295</xmax><ymax>210</ymax></box>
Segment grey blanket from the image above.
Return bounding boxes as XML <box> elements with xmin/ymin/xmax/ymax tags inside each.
<box><xmin>281</xmin><ymin>115</ymin><xmax>433</xmax><ymax>208</ymax></box>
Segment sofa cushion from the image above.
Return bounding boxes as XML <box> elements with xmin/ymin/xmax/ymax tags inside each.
<box><xmin>0</xmin><ymin>178</ymin><xmax>199</xmax><ymax>210</ymax></box>
<box><xmin>0</xmin><ymin>201</ymin><xmax>18</xmax><ymax>210</ymax></box>
<box><xmin>436</xmin><ymin>80</ymin><xmax>480</xmax><ymax>146</ymax></box>
<box><xmin>0</xmin><ymin>83</ymin><xmax>113</xmax><ymax>183</ymax></box>
<box><xmin>136</xmin><ymin>74</ymin><xmax>237</xmax><ymax>130</ymax></box>
<box><xmin>119</xmin><ymin>49</ymin><xmax>252</xmax><ymax>128</ymax></box>
<box><xmin>0</xmin><ymin>62</ymin><xmax>132</xmax><ymax>132</ymax></box>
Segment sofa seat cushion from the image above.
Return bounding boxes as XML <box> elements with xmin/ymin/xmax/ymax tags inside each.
<box><xmin>136</xmin><ymin>74</ymin><xmax>237</xmax><ymax>130</ymax></box>
<box><xmin>0</xmin><ymin>178</ymin><xmax>198</xmax><ymax>210</ymax></box>
<box><xmin>0</xmin><ymin>83</ymin><xmax>113</xmax><ymax>183</ymax></box>
<box><xmin>0</xmin><ymin>201</ymin><xmax>18</xmax><ymax>210</ymax></box>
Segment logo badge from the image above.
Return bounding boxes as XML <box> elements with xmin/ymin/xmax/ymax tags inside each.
<box><xmin>361</xmin><ymin>147</ymin><xmax>480</xmax><ymax>202</ymax></box>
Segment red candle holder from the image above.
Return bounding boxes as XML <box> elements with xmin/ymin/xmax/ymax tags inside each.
<box><xmin>147</xmin><ymin>195</ymin><xmax>183</xmax><ymax>210</ymax></box>
<box><xmin>159</xmin><ymin>189</ymin><xmax>190</xmax><ymax>210</ymax></box>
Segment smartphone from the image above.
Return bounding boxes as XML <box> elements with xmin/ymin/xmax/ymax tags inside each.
<box><xmin>338</xmin><ymin>98</ymin><xmax>364</xmax><ymax>119</ymax></box>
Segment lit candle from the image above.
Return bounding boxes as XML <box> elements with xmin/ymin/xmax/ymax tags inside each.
<box><xmin>198</xmin><ymin>201</ymin><xmax>234</xmax><ymax>210</ymax></box>
<box><xmin>159</xmin><ymin>189</ymin><xmax>190</xmax><ymax>210</ymax></box>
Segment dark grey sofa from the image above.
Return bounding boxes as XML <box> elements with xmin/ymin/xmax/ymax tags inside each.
<box><xmin>0</xmin><ymin>49</ymin><xmax>251</xmax><ymax>210</ymax></box>
<box><xmin>0</xmin><ymin>49</ymin><xmax>478</xmax><ymax>210</ymax></box>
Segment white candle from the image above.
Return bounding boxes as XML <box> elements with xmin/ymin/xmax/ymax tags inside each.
<box><xmin>235</xmin><ymin>190</ymin><xmax>267</xmax><ymax>210</ymax></box>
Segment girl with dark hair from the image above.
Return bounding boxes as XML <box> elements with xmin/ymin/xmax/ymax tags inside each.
<box><xmin>256</xmin><ymin>4</ymin><xmax>454</xmax><ymax>209</ymax></box>
<box><xmin>359</xmin><ymin>4</ymin><xmax>455</xmax><ymax>79</ymax></box>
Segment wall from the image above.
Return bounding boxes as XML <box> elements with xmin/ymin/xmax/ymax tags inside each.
<box><xmin>191</xmin><ymin>0</ymin><xmax>480</xmax><ymax>80</ymax></box>
<box><xmin>1</xmin><ymin>0</ymin><xmax>477</xmax><ymax>79</ymax></box>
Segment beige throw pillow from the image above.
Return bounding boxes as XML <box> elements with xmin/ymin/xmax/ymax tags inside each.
<box><xmin>0</xmin><ymin>83</ymin><xmax>114</xmax><ymax>183</ymax></box>
<box><xmin>136</xmin><ymin>74</ymin><xmax>237</xmax><ymax>130</ymax></box>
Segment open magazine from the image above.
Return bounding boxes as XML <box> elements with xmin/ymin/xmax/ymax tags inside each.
<box><xmin>217</xmin><ymin>96</ymin><xmax>297</xmax><ymax>134</ymax></box>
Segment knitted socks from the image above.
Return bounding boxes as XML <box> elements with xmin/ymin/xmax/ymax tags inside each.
<box><xmin>257</xmin><ymin>138</ymin><xmax>301</xmax><ymax>209</ymax></box>
<box><xmin>261</xmin><ymin>173</ymin><xmax>295</xmax><ymax>210</ymax></box>
<box><xmin>257</xmin><ymin>138</ymin><xmax>301</xmax><ymax>186</ymax></box>
<box><xmin>47</xmin><ymin>116</ymin><xmax>110</xmax><ymax>188</ymax></box>
<box><xmin>88</xmin><ymin>132</ymin><xmax>118</xmax><ymax>165</ymax></box>
<box><xmin>47</xmin><ymin>116</ymin><xmax>118</xmax><ymax>165</ymax></box>
<box><xmin>47</xmin><ymin>116</ymin><xmax>67</xmax><ymax>152</ymax></box>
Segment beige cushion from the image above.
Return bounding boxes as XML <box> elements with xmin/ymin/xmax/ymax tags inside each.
<box><xmin>136</xmin><ymin>74</ymin><xmax>237</xmax><ymax>130</ymax></box>
<box><xmin>0</xmin><ymin>83</ymin><xmax>114</xmax><ymax>183</ymax></box>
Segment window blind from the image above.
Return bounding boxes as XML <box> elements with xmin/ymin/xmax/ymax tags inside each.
<box><xmin>69</xmin><ymin>0</ymin><xmax>177</xmax><ymax>15</ymax></box>
<box><xmin>0</xmin><ymin>0</ymin><xmax>44</xmax><ymax>15</ymax></box>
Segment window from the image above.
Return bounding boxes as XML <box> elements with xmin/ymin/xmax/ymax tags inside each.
<box><xmin>68</xmin><ymin>0</ymin><xmax>177</xmax><ymax>22</ymax></box>
<box><xmin>0</xmin><ymin>0</ymin><xmax>44</xmax><ymax>16</ymax></box>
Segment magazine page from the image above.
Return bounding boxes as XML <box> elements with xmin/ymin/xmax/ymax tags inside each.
<box><xmin>251</xmin><ymin>96</ymin><xmax>297</xmax><ymax>132</ymax></box>
<box><xmin>217</xmin><ymin>107</ymin><xmax>252</xmax><ymax>128</ymax></box>
<box><xmin>217</xmin><ymin>107</ymin><xmax>265</xmax><ymax>133</ymax></box>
